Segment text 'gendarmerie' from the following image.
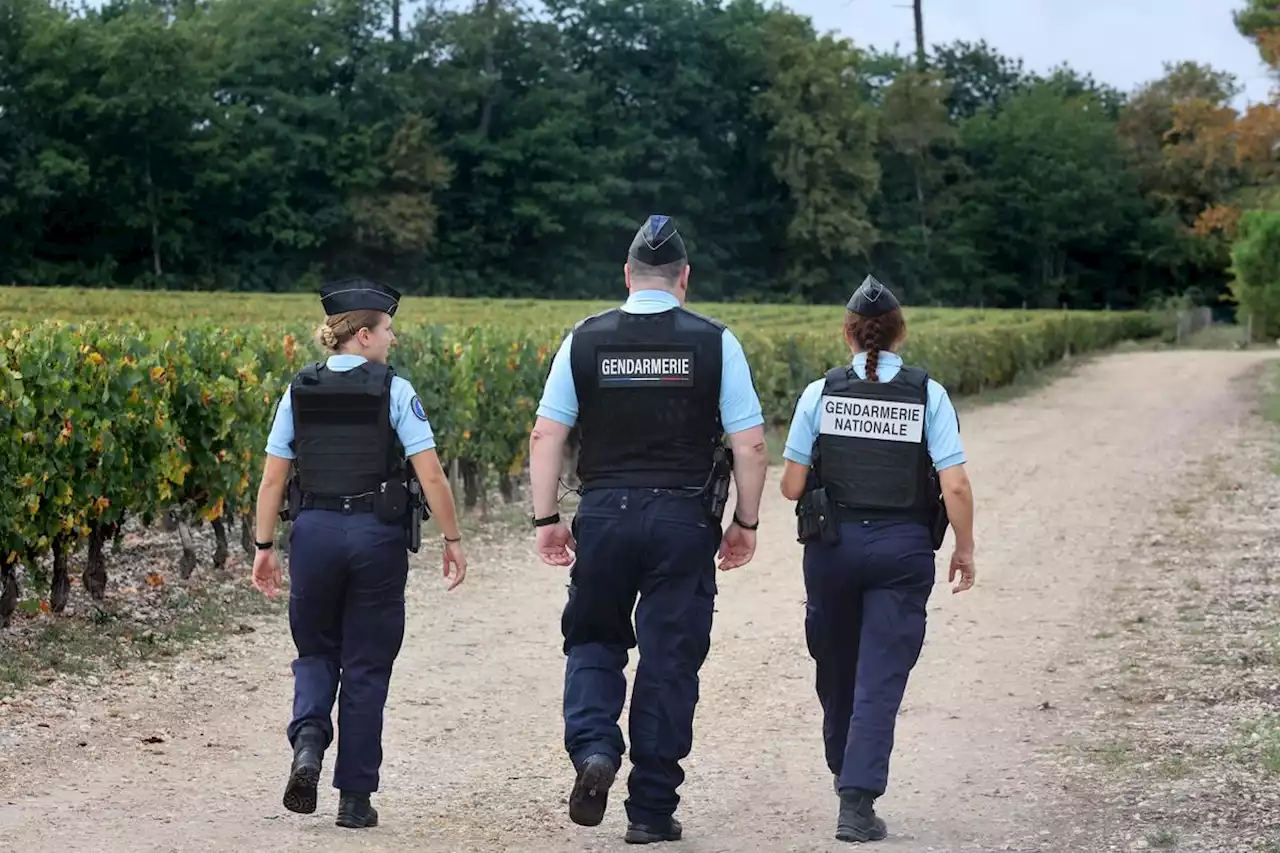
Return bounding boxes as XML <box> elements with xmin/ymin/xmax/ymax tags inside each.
<box><xmin>597</xmin><ymin>351</ymin><xmax>695</xmax><ymax>387</ymax></box>
<box><xmin>819</xmin><ymin>396</ymin><xmax>925</xmax><ymax>443</ymax></box>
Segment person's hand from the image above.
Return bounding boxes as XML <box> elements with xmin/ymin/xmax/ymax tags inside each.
<box><xmin>252</xmin><ymin>548</ymin><xmax>282</xmax><ymax>599</ymax></box>
<box><xmin>717</xmin><ymin>521</ymin><xmax>756</xmax><ymax>571</ymax></box>
<box><xmin>443</xmin><ymin>539</ymin><xmax>467</xmax><ymax>591</ymax></box>
<box><xmin>536</xmin><ymin>521</ymin><xmax>576</xmax><ymax>567</ymax></box>
<box><xmin>949</xmin><ymin>548</ymin><xmax>975</xmax><ymax>593</ymax></box>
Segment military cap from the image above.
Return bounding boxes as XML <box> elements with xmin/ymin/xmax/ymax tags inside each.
<box><xmin>319</xmin><ymin>276</ymin><xmax>401</xmax><ymax>317</ymax></box>
<box><xmin>628</xmin><ymin>214</ymin><xmax>687</xmax><ymax>266</ymax></box>
<box><xmin>846</xmin><ymin>274</ymin><xmax>900</xmax><ymax>317</ymax></box>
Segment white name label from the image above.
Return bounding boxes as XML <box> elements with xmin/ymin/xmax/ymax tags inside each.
<box><xmin>819</xmin><ymin>395</ymin><xmax>924</xmax><ymax>443</ymax></box>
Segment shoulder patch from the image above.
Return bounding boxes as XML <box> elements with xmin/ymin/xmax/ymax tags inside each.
<box><xmin>410</xmin><ymin>395</ymin><xmax>428</xmax><ymax>421</ymax></box>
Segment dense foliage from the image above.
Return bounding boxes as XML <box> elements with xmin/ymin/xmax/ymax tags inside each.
<box><xmin>0</xmin><ymin>0</ymin><xmax>1271</xmax><ymax>311</ymax></box>
<box><xmin>0</xmin><ymin>301</ymin><xmax>1167</xmax><ymax>623</ymax></box>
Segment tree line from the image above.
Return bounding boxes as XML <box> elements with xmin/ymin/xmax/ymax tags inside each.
<box><xmin>0</xmin><ymin>0</ymin><xmax>1274</xmax><ymax>311</ymax></box>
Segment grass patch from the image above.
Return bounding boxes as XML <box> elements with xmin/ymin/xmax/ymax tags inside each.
<box><xmin>1178</xmin><ymin>323</ymin><xmax>1253</xmax><ymax>350</ymax></box>
<box><xmin>1157</xmin><ymin>755</ymin><xmax>1194</xmax><ymax>779</ymax></box>
<box><xmin>1080</xmin><ymin>738</ymin><xmax>1137</xmax><ymax>768</ymax></box>
<box><xmin>1147</xmin><ymin>828</ymin><xmax>1178</xmax><ymax>848</ymax></box>
<box><xmin>1235</xmin><ymin>714</ymin><xmax>1280</xmax><ymax>775</ymax></box>
<box><xmin>1263</xmin><ymin>361</ymin><xmax>1280</xmax><ymax>427</ymax></box>
<box><xmin>0</xmin><ymin>582</ymin><xmax>282</xmax><ymax>694</ymax></box>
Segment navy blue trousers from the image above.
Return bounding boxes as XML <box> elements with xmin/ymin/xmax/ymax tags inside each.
<box><xmin>286</xmin><ymin>508</ymin><xmax>409</xmax><ymax>794</ymax></box>
<box><xmin>560</xmin><ymin>487</ymin><xmax>721</xmax><ymax>825</ymax></box>
<box><xmin>802</xmin><ymin>519</ymin><xmax>934</xmax><ymax>797</ymax></box>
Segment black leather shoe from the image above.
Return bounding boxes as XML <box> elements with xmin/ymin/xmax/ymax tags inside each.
<box><xmin>336</xmin><ymin>791</ymin><xmax>379</xmax><ymax>828</ymax></box>
<box><xmin>836</xmin><ymin>789</ymin><xmax>887</xmax><ymax>843</ymax></box>
<box><xmin>625</xmin><ymin>816</ymin><xmax>683</xmax><ymax>844</ymax></box>
<box><xmin>568</xmin><ymin>754</ymin><xmax>616</xmax><ymax>827</ymax></box>
<box><xmin>282</xmin><ymin>726</ymin><xmax>325</xmax><ymax>814</ymax></box>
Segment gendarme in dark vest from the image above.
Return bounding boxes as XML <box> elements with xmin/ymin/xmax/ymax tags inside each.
<box><xmin>290</xmin><ymin>360</ymin><xmax>405</xmax><ymax>499</ymax></box>
<box><xmin>814</xmin><ymin>362</ymin><xmax>936</xmax><ymax>523</ymax></box>
<box><xmin>569</xmin><ymin>306</ymin><xmax>724</xmax><ymax>489</ymax></box>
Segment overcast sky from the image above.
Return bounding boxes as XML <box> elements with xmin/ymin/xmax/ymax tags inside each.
<box><xmin>787</xmin><ymin>0</ymin><xmax>1272</xmax><ymax>107</ymax></box>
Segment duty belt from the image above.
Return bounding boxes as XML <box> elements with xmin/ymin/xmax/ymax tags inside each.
<box><xmin>300</xmin><ymin>492</ymin><xmax>377</xmax><ymax>514</ymax></box>
<box><xmin>833</xmin><ymin>502</ymin><xmax>932</xmax><ymax>524</ymax></box>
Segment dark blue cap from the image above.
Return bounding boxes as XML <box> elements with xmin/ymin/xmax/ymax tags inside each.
<box><xmin>846</xmin><ymin>275</ymin><xmax>900</xmax><ymax>317</ymax></box>
<box><xmin>628</xmin><ymin>215</ymin><xmax>687</xmax><ymax>266</ymax></box>
<box><xmin>319</xmin><ymin>276</ymin><xmax>401</xmax><ymax>317</ymax></box>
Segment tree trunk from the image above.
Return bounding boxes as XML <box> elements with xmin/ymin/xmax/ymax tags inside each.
<box><xmin>462</xmin><ymin>459</ymin><xmax>481</xmax><ymax>509</ymax></box>
<box><xmin>913</xmin><ymin>0</ymin><xmax>926</xmax><ymax>69</ymax></box>
<box><xmin>211</xmin><ymin>518</ymin><xmax>229</xmax><ymax>572</ymax></box>
<box><xmin>914</xmin><ymin>159</ymin><xmax>930</xmax><ymax>266</ymax></box>
<box><xmin>477</xmin><ymin>0</ymin><xmax>499</xmax><ymax>137</ymax></box>
<box><xmin>51</xmin><ymin>537</ymin><xmax>70</xmax><ymax>613</ymax></box>
<box><xmin>83</xmin><ymin>525</ymin><xmax>108</xmax><ymax>601</ymax></box>
<box><xmin>1</xmin><ymin>554</ymin><xmax>19</xmax><ymax>628</ymax></box>
<box><xmin>240</xmin><ymin>513</ymin><xmax>255</xmax><ymax>559</ymax></box>
<box><xmin>177</xmin><ymin>520</ymin><xmax>197</xmax><ymax>579</ymax></box>
<box><xmin>146</xmin><ymin>150</ymin><xmax>162</xmax><ymax>277</ymax></box>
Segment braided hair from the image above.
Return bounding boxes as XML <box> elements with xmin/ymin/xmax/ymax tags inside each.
<box><xmin>844</xmin><ymin>307</ymin><xmax>906</xmax><ymax>381</ymax></box>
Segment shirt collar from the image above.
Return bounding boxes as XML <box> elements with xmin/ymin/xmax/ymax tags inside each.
<box><xmin>326</xmin><ymin>354</ymin><xmax>368</xmax><ymax>369</ymax></box>
<box><xmin>852</xmin><ymin>351</ymin><xmax>902</xmax><ymax>367</ymax></box>
<box><xmin>623</xmin><ymin>289</ymin><xmax>681</xmax><ymax>310</ymax></box>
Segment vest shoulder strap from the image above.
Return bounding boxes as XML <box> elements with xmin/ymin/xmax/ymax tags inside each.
<box><xmin>574</xmin><ymin>307</ymin><xmax>620</xmax><ymax>333</ymax></box>
<box><xmin>363</xmin><ymin>360</ymin><xmax>393</xmax><ymax>384</ymax></box>
<box><xmin>293</xmin><ymin>361</ymin><xmax>324</xmax><ymax>387</ymax></box>
<box><xmin>823</xmin><ymin>365</ymin><xmax>853</xmax><ymax>393</ymax></box>
<box><xmin>675</xmin><ymin>305</ymin><xmax>727</xmax><ymax>331</ymax></box>
<box><xmin>896</xmin><ymin>365</ymin><xmax>930</xmax><ymax>396</ymax></box>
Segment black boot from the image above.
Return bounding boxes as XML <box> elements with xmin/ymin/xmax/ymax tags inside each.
<box><xmin>835</xmin><ymin>788</ymin><xmax>887</xmax><ymax>843</ymax></box>
<box><xmin>282</xmin><ymin>725</ymin><xmax>325</xmax><ymax>815</ymax></box>
<box><xmin>568</xmin><ymin>753</ymin><xmax>616</xmax><ymax>827</ymax></box>
<box><xmin>336</xmin><ymin>791</ymin><xmax>379</xmax><ymax>829</ymax></box>
<box><xmin>625</xmin><ymin>816</ymin><xmax>683</xmax><ymax>844</ymax></box>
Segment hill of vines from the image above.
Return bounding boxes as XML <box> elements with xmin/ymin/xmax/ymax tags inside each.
<box><xmin>0</xmin><ymin>287</ymin><xmax>1171</xmax><ymax>624</ymax></box>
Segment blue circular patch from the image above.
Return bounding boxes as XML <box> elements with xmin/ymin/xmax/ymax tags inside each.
<box><xmin>411</xmin><ymin>395</ymin><xmax>428</xmax><ymax>421</ymax></box>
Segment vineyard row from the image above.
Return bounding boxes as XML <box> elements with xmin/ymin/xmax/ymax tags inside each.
<box><xmin>0</xmin><ymin>309</ymin><xmax>1168</xmax><ymax>622</ymax></box>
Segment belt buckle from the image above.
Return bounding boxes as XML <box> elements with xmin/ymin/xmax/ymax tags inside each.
<box><xmin>341</xmin><ymin>497</ymin><xmax>353</xmax><ymax>515</ymax></box>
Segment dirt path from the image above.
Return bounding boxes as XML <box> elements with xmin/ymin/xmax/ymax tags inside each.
<box><xmin>0</xmin><ymin>349</ymin><xmax>1275</xmax><ymax>853</ymax></box>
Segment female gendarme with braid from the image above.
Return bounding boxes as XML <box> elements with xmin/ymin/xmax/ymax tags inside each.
<box><xmin>778</xmin><ymin>275</ymin><xmax>975</xmax><ymax>844</ymax></box>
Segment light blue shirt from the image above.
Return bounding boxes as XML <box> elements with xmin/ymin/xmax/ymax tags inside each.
<box><xmin>265</xmin><ymin>354</ymin><xmax>436</xmax><ymax>460</ymax></box>
<box><xmin>783</xmin><ymin>351</ymin><xmax>965</xmax><ymax>471</ymax></box>
<box><xmin>535</xmin><ymin>289</ymin><xmax>765</xmax><ymax>434</ymax></box>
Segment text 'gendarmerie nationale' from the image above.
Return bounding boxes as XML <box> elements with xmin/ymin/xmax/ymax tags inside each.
<box><xmin>819</xmin><ymin>396</ymin><xmax>925</xmax><ymax>443</ymax></box>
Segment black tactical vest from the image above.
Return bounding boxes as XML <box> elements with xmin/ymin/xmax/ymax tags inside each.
<box><xmin>814</xmin><ymin>363</ymin><xmax>938</xmax><ymax>521</ymax></box>
<box><xmin>289</xmin><ymin>361</ymin><xmax>404</xmax><ymax>498</ymax></box>
<box><xmin>568</xmin><ymin>306</ymin><xmax>724</xmax><ymax>490</ymax></box>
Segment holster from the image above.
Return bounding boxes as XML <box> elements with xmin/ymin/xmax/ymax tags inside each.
<box><xmin>796</xmin><ymin>486</ymin><xmax>841</xmax><ymax>546</ymax></box>
<box><xmin>702</xmin><ymin>443</ymin><xmax>734</xmax><ymax>523</ymax></box>
<box><xmin>929</xmin><ymin>492</ymin><xmax>949</xmax><ymax>551</ymax></box>
<box><xmin>406</xmin><ymin>478</ymin><xmax>424</xmax><ymax>554</ymax></box>
<box><xmin>282</xmin><ymin>478</ymin><xmax>303</xmax><ymax>522</ymax></box>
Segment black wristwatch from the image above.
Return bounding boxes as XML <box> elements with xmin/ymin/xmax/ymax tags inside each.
<box><xmin>533</xmin><ymin>513</ymin><xmax>561</xmax><ymax>528</ymax></box>
<box><xmin>732</xmin><ymin>513</ymin><xmax>759</xmax><ymax>530</ymax></box>
<box><xmin>255</xmin><ymin>539</ymin><xmax>274</xmax><ymax>551</ymax></box>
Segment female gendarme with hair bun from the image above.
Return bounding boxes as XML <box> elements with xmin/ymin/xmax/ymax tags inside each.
<box><xmin>778</xmin><ymin>275</ymin><xmax>976</xmax><ymax>843</ymax></box>
<box><xmin>248</xmin><ymin>275</ymin><xmax>466</xmax><ymax>830</ymax></box>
